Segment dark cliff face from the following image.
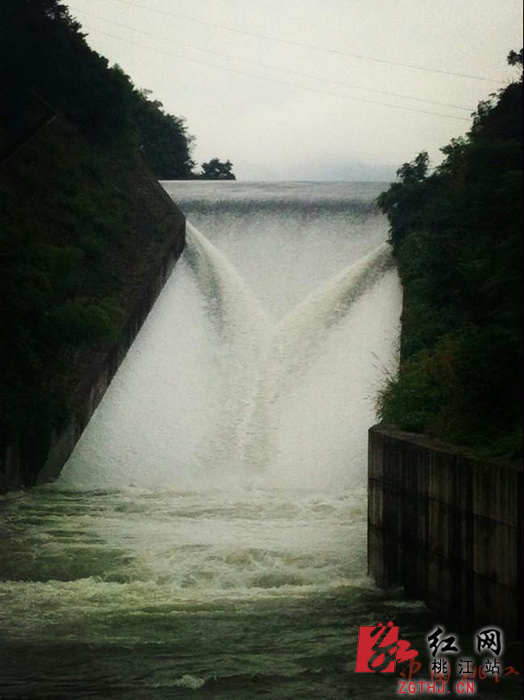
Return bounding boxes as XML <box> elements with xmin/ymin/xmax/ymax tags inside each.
<box><xmin>0</xmin><ymin>115</ymin><xmax>186</xmax><ymax>492</ymax></box>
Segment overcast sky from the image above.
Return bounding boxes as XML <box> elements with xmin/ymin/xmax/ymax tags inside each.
<box><xmin>65</xmin><ymin>0</ymin><xmax>522</xmax><ymax>180</ymax></box>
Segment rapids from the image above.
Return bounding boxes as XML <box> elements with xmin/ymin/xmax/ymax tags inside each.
<box><xmin>0</xmin><ymin>182</ymin><xmax>436</xmax><ymax>699</ymax></box>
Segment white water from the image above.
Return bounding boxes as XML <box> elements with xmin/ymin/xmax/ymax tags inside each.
<box><xmin>0</xmin><ymin>182</ymin><xmax>408</xmax><ymax>698</ymax></box>
<box><xmin>60</xmin><ymin>183</ymin><xmax>401</xmax><ymax>491</ymax></box>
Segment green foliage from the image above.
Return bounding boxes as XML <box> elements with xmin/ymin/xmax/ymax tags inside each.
<box><xmin>0</xmin><ymin>0</ymin><xmax>205</xmax><ymax>178</ymax></box>
<box><xmin>199</xmin><ymin>158</ymin><xmax>236</xmax><ymax>180</ymax></box>
<box><xmin>0</xmin><ymin>0</ymin><xmax>236</xmax><ymax>483</ymax></box>
<box><xmin>2</xmin><ymin>0</ymin><xmax>134</xmax><ymax>146</ymax></box>
<box><xmin>132</xmin><ymin>89</ymin><xmax>195</xmax><ymax>179</ymax></box>
<box><xmin>0</xmin><ymin>115</ymin><xmax>185</xmax><ymax>473</ymax></box>
<box><xmin>0</xmin><ymin>6</ymin><xmax>196</xmax><ymax>480</ymax></box>
<box><xmin>47</xmin><ymin>299</ymin><xmax>121</xmax><ymax>345</ymax></box>
<box><xmin>377</xmin><ymin>51</ymin><xmax>523</xmax><ymax>460</ymax></box>
<box><xmin>378</xmin><ymin>336</ymin><xmax>460</xmax><ymax>434</ymax></box>
<box><xmin>507</xmin><ymin>48</ymin><xmax>523</xmax><ymax>67</ymax></box>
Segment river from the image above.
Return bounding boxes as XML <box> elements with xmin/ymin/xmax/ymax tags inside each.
<box><xmin>1</xmin><ymin>183</ymin><xmax>513</xmax><ymax>698</ymax></box>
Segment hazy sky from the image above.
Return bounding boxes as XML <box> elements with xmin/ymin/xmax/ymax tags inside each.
<box><xmin>65</xmin><ymin>0</ymin><xmax>522</xmax><ymax>180</ymax></box>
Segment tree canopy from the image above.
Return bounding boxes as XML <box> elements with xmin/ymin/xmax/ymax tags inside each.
<box><xmin>199</xmin><ymin>158</ymin><xmax>236</xmax><ymax>180</ymax></box>
<box><xmin>0</xmin><ymin>0</ymin><xmax>232</xmax><ymax>482</ymax></box>
<box><xmin>377</xmin><ymin>50</ymin><xmax>523</xmax><ymax>459</ymax></box>
<box><xmin>0</xmin><ymin>0</ymin><xmax>236</xmax><ymax>179</ymax></box>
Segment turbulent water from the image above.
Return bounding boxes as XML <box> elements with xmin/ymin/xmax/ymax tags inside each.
<box><xmin>0</xmin><ymin>182</ymin><xmax>438</xmax><ymax>698</ymax></box>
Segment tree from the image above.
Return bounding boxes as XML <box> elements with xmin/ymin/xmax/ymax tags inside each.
<box><xmin>199</xmin><ymin>158</ymin><xmax>236</xmax><ymax>180</ymax></box>
<box><xmin>376</xmin><ymin>50</ymin><xmax>523</xmax><ymax>457</ymax></box>
<box><xmin>507</xmin><ymin>48</ymin><xmax>523</xmax><ymax>67</ymax></box>
<box><xmin>131</xmin><ymin>90</ymin><xmax>195</xmax><ymax>179</ymax></box>
<box><xmin>396</xmin><ymin>150</ymin><xmax>429</xmax><ymax>183</ymax></box>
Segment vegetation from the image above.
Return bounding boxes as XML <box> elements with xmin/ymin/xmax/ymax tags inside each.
<box><xmin>1</xmin><ymin>0</ymin><xmax>194</xmax><ymax>176</ymax></box>
<box><xmin>198</xmin><ymin>158</ymin><xmax>236</xmax><ymax>180</ymax></box>
<box><xmin>377</xmin><ymin>50</ymin><xmax>523</xmax><ymax>460</ymax></box>
<box><xmin>0</xmin><ymin>115</ymin><xmax>185</xmax><ymax>482</ymax></box>
<box><xmin>0</xmin><ymin>0</ymin><xmax>231</xmax><ymax>483</ymax></box>
<box><xmin>0</xmin><ymin>1</ymin><xmax>234</xmax><ymax>178</ymax></box>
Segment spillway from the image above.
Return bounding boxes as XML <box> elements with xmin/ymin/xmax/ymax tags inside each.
<box><xmin>0</xmin><ymin>182</ymin><xmax>431</xmax><ymax>698</ymax></box>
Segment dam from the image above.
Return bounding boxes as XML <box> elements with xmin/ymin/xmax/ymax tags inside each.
<box><xmin>0</xmin><ymin>182</ymin><xmax>433</xmax><ymax>698</ymax></box>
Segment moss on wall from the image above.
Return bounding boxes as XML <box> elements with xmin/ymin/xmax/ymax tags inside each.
<box><xmin>0</xmin><ymin>116</ymin><xmax>185</xmax><ymax>490</ymax></box>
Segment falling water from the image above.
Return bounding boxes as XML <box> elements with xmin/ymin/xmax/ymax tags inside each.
<box><xmin>0</xmin><ymin>182</ymin><xmax>434</xmax><ymax>699</ymax></box>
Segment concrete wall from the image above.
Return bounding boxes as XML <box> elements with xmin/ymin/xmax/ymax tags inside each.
<box><xmin>0</xmin><ymin>160</ymin><xmax>186</xmax><ymax>493</ymax></box>
<box><xmin>35</xmin><ymin>217</ymin><xmax>185</xmax><ymax>486</ymax></box>
<box><xmin>368</xmin><ymin>425</ymin><xmax>522</xmax><ymax>639</ymax></box>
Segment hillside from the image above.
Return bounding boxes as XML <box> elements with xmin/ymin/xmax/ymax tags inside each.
<box><xmin>377</xmin><ymin>50</ymin><xmax>523</xmax><ymax>459</ymax></box>
<box><xmin>0</xmin><ymin>1</ymin><xmax>191</xmax><ymax>487</ymax></box>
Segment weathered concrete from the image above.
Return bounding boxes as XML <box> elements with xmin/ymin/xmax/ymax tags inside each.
<box><xmin>0</xmin><ymin>117</ymin><xmax>186</xmax><ymax>492</ymax></box>
<box><xmin>368</xmin><ymin>424</ymin><xmax>522</xmax><ymax>639</ymax></box>
<box><xmin>35</xmin><ymin>216</ymin><xmax>185</xmax><ymax>486</ymax></box>
<box><xmin>0</xmin><ymin>221</ymin><xmax>185</xmax><ymax>493</ymax></box>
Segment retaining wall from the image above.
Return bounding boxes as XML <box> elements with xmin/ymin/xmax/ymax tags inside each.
<box><xmin>368</xmin><ymin>425</ymin><xmax>522</xmax><ymax>638</ymax></box>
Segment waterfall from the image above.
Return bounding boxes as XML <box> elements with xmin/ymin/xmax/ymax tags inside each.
<box><xmin>237</xmin><ymin>242</ymin><xmax>394</xmax><ymax>477</ymax></box>
<box><xmin>60</xmin><ymin>183</ymin><xmax>401</xmax><ymax>490</ymax></box>
<box><xmin>0</xmin><ymin>184</ymin><xmax>412</xmax><ymax>698</ymax></box>
<box><xmin>183</xmin><ymin>223</ymin><xmax>272</xmax><ymax>473</ymax></box>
